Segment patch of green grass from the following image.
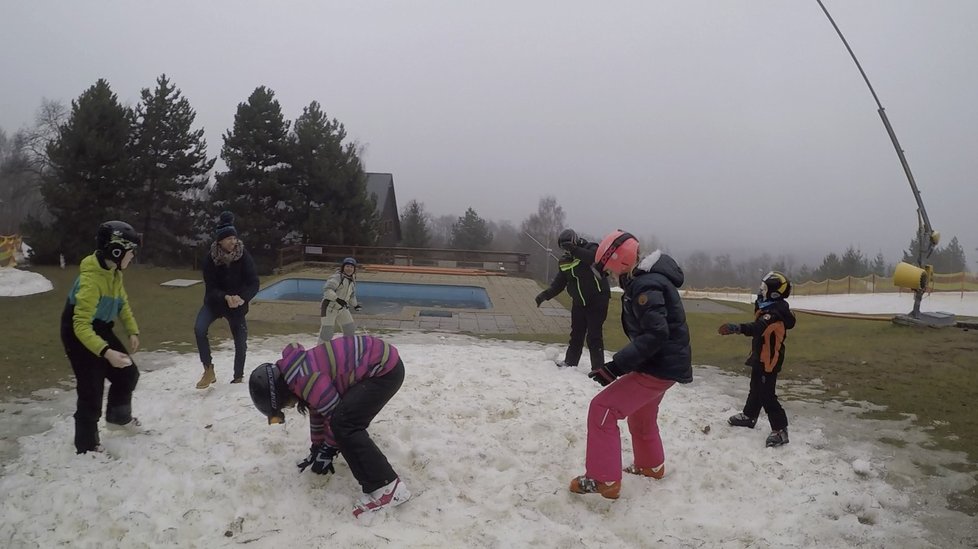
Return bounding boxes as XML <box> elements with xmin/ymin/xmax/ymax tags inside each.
<box><xmin>0</xmin><ymin>265</ymin><xmax>287</xmax><ymax>397</ymax></box>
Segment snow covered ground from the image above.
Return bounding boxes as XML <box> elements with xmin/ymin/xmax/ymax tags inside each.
<box><xmin>1</xmin><ymin>332</ymin><xmax>975</xmax><ymax>548</ymax></box>
<box><xmin>1</xmin><ymin>269</ymin><xmax>976</xmax><ymax>547</ymax></box>
<box><xmin>685</xmin><ymin>289</ymin><xmax>978</xmax><ymax>317</ymax></box>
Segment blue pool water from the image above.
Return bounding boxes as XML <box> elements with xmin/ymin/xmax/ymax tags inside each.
<box><xmin>254</xmin><ymin>278</ymin><xmax>492</xmax><ymax>315</ymax></box>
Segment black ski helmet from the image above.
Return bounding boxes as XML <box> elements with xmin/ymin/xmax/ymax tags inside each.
<box><xmin>249</xmin><ymin>363</ymin><xmax>292</xmax><ymax>424</ymax></box>
<box><xmin>557</xmin><ymin>229</ymin><xmax>577</xmax><ymax>249</ymax></box>
<box><xmin>96</xmin><ymin>221</ymin><xmax>140</xmax><ymax>261</ymax></box>
<box><xmin>759</xmin><ymin>271</ymin><xmax>791</xmax><ymax>300</ymax></box>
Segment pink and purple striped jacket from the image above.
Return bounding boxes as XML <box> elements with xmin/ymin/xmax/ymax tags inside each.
<box><xmin>274</xmin><ymin>336</ymin><xmax>401</xmax><ymax>447</ymax></box>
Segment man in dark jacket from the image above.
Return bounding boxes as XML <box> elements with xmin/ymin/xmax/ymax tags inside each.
<box><xmin>535</xmin><ymin>229</ymin><xmax>610</xmax><ymax>369</ymax></box>
<box><xmin>194</xmin><ymin>211</ymin><xmax>259</xmax><ymax>387</ymax></box>
<box><xmin>570</xmin><ymin>230</ymin><xmax>693</xmax><ymax>500</ymax></box>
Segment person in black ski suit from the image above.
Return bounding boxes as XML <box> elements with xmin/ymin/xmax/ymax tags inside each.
<box><xmin>535</xmin><ymin>229</ymin><xmax>611</xmax><ymax>368</ymax></box>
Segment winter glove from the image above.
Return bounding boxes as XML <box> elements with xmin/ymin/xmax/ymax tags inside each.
<box><xmin>335</xmin><ymin>298</ymin><xmax>348</xmax><ymax>309</ymax></box>
<box><xmin>588</xmin><ymin>361</ymin><xmax>623</xmax><ymax>387</ymax></box>
<box><xmin>534</xmin><ymin>293</ymin><xmax>546</xmax><ymax>307</ymax></box>
<box><xmin>718</xmin><ymin>323</ymin><xmax>740</xmax><ymax>335</ymax></box>
<box><xmin>297</xmin><ymin>444</ymin><xmax>338</xmax><ymax>475</ymax></box>
<box><xmin>353</xmin><ymin>304</ymin><xmax>362</xmax><ymax>312</ymax></box>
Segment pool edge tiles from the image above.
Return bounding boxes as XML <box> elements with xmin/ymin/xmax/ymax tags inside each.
<box><xmin>248</xmin><ymin>271</ymin><xmax>570</xmax><ymax>335</ymax></box>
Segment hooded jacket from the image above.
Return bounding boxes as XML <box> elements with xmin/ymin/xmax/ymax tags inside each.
<box><xmin>612</xmin><ymin>250</ymin><xmax>693</xmax><ymax>384</ymax></box>
<box><xmin>60</xmin><ymin>252</ymin><xmax>140</xmax><ymax>357</ymax></box>
<box><xmin>274</xmin><ymin>337</ymin><xmax>401</xmax><ymax>448</ymax></box>
<box><xmin>537</xmin><ymin>242</ymin><xmax>610</xmax><ymax>307</ymax></box>
<box><xmin>322</xmin><ymin>270</ymin><xmax>358</xmax><ymax>313</ymax></box>
<box><xmin>201</xmin><ymin>241</ymin><xmax>259</xmax><ymax>318</ymax></box>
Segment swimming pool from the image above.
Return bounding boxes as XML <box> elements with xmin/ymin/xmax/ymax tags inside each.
<box><xmin>254</xmin><ymin>278</ymin><xmax>492</xmax><ymax>315</ymax></box>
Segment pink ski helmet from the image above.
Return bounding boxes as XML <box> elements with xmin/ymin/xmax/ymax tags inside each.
<box><xmin>594</xmin><ymin>230</ymin><xmax>639</xmax><ymax>275</ymax></box>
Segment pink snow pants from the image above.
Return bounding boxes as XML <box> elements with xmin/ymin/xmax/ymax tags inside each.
<box><xmin>585</xmin><ymin>372</ymin><xmax>676</xmax><ymax>482</ymax></box>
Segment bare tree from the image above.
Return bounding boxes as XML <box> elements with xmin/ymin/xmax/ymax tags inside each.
<box><xmin>429</xmin><ymin>214</ymin><xmax>456</xmax><ymax>248</ymax></box>
<box><xmin>21</xmin><ymin>99</ymin><xmax>68</xmax><ymax>177</ymax></box>
<box><xmin>0</xmin><ymin>128</ymin><xmax>43</xmax><ymax>232</ymax></box>
<box><xmin>519</xmin><ymin>196</ymin><xmax>566</xmax><ymax>282</ymax></box>
<box><xmin>0</xmin><ymin>100</ymin><xmax>68</xmax><ymax>233</ymax></box>
<box><xmin>488</xmin><ymin>219</ymin><xmax>520</xmax><ymax>251</ymax></box>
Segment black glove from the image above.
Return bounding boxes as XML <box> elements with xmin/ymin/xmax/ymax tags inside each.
<box><xmin>297</xmin><ymin>444</ymin><xmax>338</xmax><ymax>475</ymax></box>
<box><xmin>534</xmin><ymin>293</ymin><xmax>545</xmax><ymax>307</ymax></box>
<box><xmin>335</xmin><ymin>298</ymin><xmax>348</xmax><ymax>309</ymax></box>
<box><xmin>353</xmin><ymin>304</ymin><xmax>362</xmax><ymax>312</ymax></box>
<box><xmin>718</xmin><ymin>323</ymin><xmax>740</xmax><ymax>335</ymax></box>
<box><xmin>588</xmin><ymin>361</ymin><xmax>623</xmax><ymax>387</ymax></box>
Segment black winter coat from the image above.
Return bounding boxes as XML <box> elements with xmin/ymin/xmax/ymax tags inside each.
<box><xmin>538</xmin><ymin>242</ymin><xmax>610</xmax><ymax>307</ymax></box>
<box><xmin>738</xmin><ymin>299</ymin><xmax>796</xmax><ymax>374</ymax></box>
<box><xmin>202</xmin><ymin>246</ymin><xmax>259</xmax><ymax>319</ymax></box>
<box><xmin>613</xmin><ymin>251</ymin><xmax>693</xmax><ymax>384</ymax></box>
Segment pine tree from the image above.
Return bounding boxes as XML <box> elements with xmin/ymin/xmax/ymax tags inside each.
<box><xmin>941</xmin><ymin>237</ymin><xmax>966</xmax><ymax>273</ymax></box>
<box><xmin>211</xmin><ymin>86</ymin><xmax>294</xmax><ymax>270</ymax></box>
<box><xmin>840</xmin><ymin>246</ymin><xmax>869</xmax><ymax>277</ymax></box>
<box><xmin>130</xmin><ymin>75</ymin><xmax>214</xmax><ymax>265</ymax></box>
<box><xmin>870</xmin><ymin>252</ymin><xmax>888</xmax><ymax>276</ymax></box>
<box><xmin>902</xmin><ymin>233</ymin><xmax>925</xmax><ymax>265</ymax></box>
<box><xmin>813</xmin><ymin>252</ymin><xmax>843</xmax><ymax>280</ymax></box>
<box><xmin>400</xmin><ymin>199</ymin><xmax>431</xmax><ymax>248</ymax></box>
<box><xmin>289</xmin><ymin>101</ymin><xmax>376</xmax><ymax>246</ymax></box>
<box><xmin>450</xmin><ymin>207</ymin><xmax>493</xmax><ymax>250</ymax></box>
<box><xmin>36</xmin><ymin>79</ymin><xmax>134</xmax><ymax>261</ymax></box>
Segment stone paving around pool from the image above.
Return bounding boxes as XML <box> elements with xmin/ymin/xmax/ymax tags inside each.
<box><xmin>249</xmin><ymin>269</ymin><xmax>572</xmax><ymax>335</ymax></box>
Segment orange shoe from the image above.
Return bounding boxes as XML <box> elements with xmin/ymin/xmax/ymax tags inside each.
<box><xmin>569</xmin><ymin>476</ymin><xmax>621</xmax><ymax>499</ymax></box>
<box><xmin>624</xmin><ymin>463</ymin><xmax>665</xmax><ymax>479</ymax></box>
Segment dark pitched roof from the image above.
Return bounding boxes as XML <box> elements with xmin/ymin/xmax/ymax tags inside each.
<box><xmin>365</xmin><ymin>172</ymin><xmax>394</xmax><ymax>214</ymax></box>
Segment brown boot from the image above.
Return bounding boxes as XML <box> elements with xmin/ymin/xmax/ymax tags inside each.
<box><xmin>195</xmin><ymin>365</ymin><xmax>216</xmax><ymax>389</ymax></box>
<box><xmin>569</xmin><ymin>475</ymin><xmax>621</xmax><ymax>499</ymax></box>
<box><xmin>624</xmin><ymin>463</ymin><xmax>665</xmax><ymax>479</ymax></box>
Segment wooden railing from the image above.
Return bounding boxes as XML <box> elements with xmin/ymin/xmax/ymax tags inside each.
<box><xmin>277</xmin><ymin>244</ymin><xmax>530</xmax><ymax>274</ymax></box>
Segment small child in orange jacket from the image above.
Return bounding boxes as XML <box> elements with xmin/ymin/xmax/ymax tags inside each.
<box><xmin>719</xmin><ymin>271</ymin><xmax>796</xmax><ymax>447</ymax></box>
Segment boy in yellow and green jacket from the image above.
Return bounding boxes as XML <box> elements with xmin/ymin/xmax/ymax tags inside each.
<box><xmin>59</xmin><ymin>221</ymin><xmax>142</xmax><ymax>454</ymax></box>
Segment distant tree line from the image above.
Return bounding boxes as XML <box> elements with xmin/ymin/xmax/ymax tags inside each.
<box><xmin>680</xmin><ymin>238</ymin><xmax>969</xmax><ymax>290</ymax></box>
<box><xmin>3</xmin><ymin>77</ymin><xmax>971</xmax><ymax>282</ymax></box>
<box><xmin>0</xmin><ymin>76</ymin><xmax>376</xmax><ymax>273</ymax></box>
<box><xmin>398</xmin><ymin>194</ymin><xmax>971</xmax><ymax>287</ymax></box>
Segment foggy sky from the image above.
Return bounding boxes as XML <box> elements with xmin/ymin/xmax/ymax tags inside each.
<box><xmin>2</xmin><ymin>1</ymin><xmax>976</xmax><ymax>268</ymax></box>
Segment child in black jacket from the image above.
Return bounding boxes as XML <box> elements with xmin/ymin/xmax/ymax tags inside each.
<box><xmin>535</xmin><ymin>229</ymin><xmax>610</xmax><ymax>369</ymax></box>
<box><xmin>719</xmin><ymin>271</ymin><xmax>796</xmax><ymax>447</ymax></box>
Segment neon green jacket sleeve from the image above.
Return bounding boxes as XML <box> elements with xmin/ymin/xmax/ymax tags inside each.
<box><xmin>70</xmin><ymin>254</ymin><xmax>139</xmax><ymax>356</ymax></box>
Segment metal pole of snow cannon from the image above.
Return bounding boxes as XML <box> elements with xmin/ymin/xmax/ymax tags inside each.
<box><xmin>815</xmin><ymin>0</ymin><xmax>948</xmax><ymax>325</ymax></box>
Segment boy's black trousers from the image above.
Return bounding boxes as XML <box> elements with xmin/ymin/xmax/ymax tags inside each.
<box><xmin>565</xmin><ymin>299</ymin><xmax>609</xmax><ymax>369</ymax></box>
<box><xmin>743</xmin><ymin>367</ymin><xmax>787</xmax><ymax>431</ymax></box>
<box><xmin>61</xmin><ymin>311</ymin><xmax>139</xmax><ymax>453</ymax></box>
